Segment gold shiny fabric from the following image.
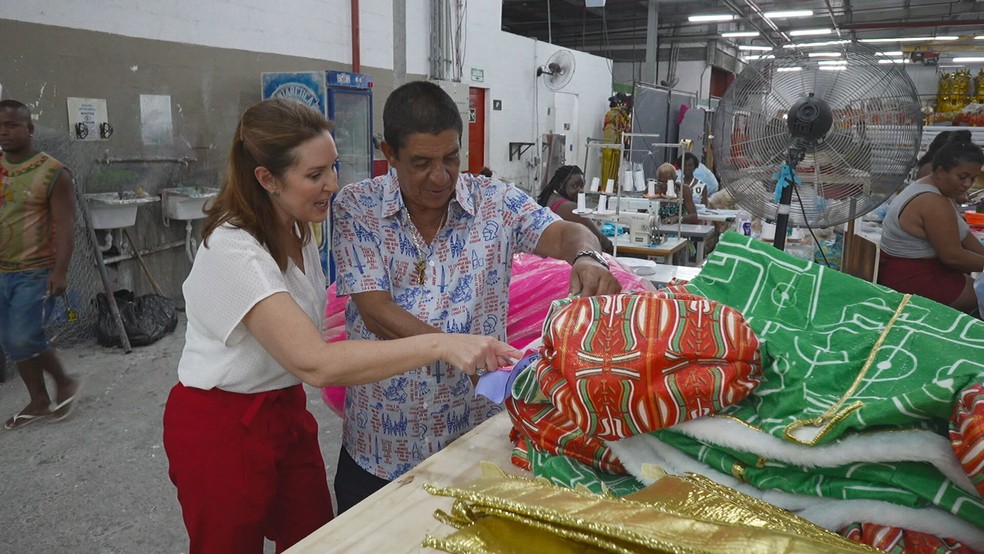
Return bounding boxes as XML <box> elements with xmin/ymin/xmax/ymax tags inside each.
<box><xmin>422</xmin><ymin>463</ymin><xmax>879</xmax><ymax>554</ymax></box>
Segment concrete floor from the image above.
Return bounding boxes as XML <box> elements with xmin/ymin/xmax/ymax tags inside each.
<box><xmin>0</xmin><ymin>314</ymin><xmax>344</xmax><ymax>553</ymax></box>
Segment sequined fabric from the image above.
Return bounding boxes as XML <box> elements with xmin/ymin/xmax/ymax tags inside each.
<box><xmin>422</xmin><ymin>463</ymin><xmax>879</xmax><ymax>554</ymax></box>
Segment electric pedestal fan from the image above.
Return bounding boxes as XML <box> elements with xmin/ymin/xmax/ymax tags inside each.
<box><xmin>712</xmin><ymin>42</ymin><xmax>923</xmax><ymax>250</ymax></box>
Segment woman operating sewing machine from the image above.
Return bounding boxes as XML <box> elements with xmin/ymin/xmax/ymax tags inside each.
<box><xmin>652</xmin><ymin>163</ymin><xmax>698</xmax><ymax>224</ymax></box>
<box><xmin>536</xmin><ymin>165</ymin><xmax>614</xmax><ymax>254</ymax></box>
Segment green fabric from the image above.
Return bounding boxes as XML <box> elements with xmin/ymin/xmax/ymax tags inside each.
<box><xmin>684</xmin><ymin>232</ymin><xmax>984</xmax><ymax>446</ymax></box>
<box><xmin>512</xmin><ymin>233</ymin><xmax>984</xmax><ymax>535</ymax></box>
<box><xmin>524</xmin><ymin>438</ymin><xmax>644</xmax><ymax>497</ymax></box>
<box><xmin>653</xmin><ymin>428</ymin><xmax>984</xmax><ymax>527</ymax></box>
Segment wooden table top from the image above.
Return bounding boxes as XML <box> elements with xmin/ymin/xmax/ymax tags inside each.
<box><xmin>286</xmin><ymin>413</ymin><xmax>522</xmax><ymax>554</ymax></box>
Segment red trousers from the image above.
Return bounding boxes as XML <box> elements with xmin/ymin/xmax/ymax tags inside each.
<box><xmin>163</xmin><ymin>383</ymin><xmax>333</xmax><ymax>554</ymax></box>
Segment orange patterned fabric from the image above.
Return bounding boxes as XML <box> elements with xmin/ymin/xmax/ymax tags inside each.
<box><xmin>506</xmin><ymin>395</ymin><xmax>625</xmax><ymax>474</ymax></box>
<box><xmin>534</xmin><ymin>291</ymin><xmax>762</xmax><ymax>441</ymax></box>
<box><xmin>950</xmin><ymin>383</ymin><xmax>984</xmax><ymax>498</ymax></box>
<box><xmin>841</xmin><ymin>522</ymin><xmax>980</xmax><ymax>554</ymax></box>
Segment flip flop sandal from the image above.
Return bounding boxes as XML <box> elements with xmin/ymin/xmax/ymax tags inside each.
<box><xmin>4</xmin><ymin>411</ymin><xmax>50</xmax><ymax>430</ymax></box>
<box><xmin>51</xmin><ymin>386</ymin><xmax>82</xmax><ymax>422</ymax></box>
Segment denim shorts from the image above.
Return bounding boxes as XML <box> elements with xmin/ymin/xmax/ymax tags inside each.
<box><xmin>0</xmin><ymin>268</ymin><xmax>52</xmax><ymax>361</ymax></box>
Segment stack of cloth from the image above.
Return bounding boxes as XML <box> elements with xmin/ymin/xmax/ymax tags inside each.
<box><xmin>505</xmin><ymin>232</ymin><xmax>984</xmax><ymax>553</ymax></box>
<box><xmin>422</xmin><ymin>462</ymin><xmax>880</xmax><ymax>553</ymax></box>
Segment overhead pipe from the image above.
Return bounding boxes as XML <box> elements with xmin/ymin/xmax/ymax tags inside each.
<box><xmin>842</xmin><ymin>20</ymin><xmax>984</xmax><ymax>31</ymax></box>
<box><xmin>824</xmin><ymin>0</ymin><xmax>841</xmax><ymax>37</ymax></box>
<box><xmin>718</xmin><ymin>0</ymin><xmax>781</xmax><ymax>48</ymax></box>
<box><xmin>351</xmin><ymin>0</ymin><xmax>361</xmax><ymax>72</ymax></box>
<box><xmin>742</xmin><ymin>0</ymin><xmax>790</xmax><ymax>44</ymax></box>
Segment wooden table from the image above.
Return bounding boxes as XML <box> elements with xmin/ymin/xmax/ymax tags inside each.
<box><xmin>842</xmin><ymin>219</ymin><xmax>881</xmax><ymax>283</ymax></box>
<box><xmin>664</xmin><ymin>223</ymin><xmax>716</xmax><ymax>265</ymax></box>
<box><xmin>614</xmin><ymin>236</ymin><xmax>689</xmax><ymax>263</ymax></box>
<box><xmin>694</xmin><ymin>209</ymin><xmax>738</xmax><ymax>224</ymax></box>
<box><xmin>286</xmin><ymin>413</ymin><xmax>522</xmax><ymax>553</ymax></box>
<box><xmin>645</xmin><ymin>264</ymin><xmax>703</xmax><ymax>287</ymax></box>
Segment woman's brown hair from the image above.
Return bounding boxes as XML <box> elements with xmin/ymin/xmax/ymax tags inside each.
<box><xmin>203</xmin><ymin>98</ymin><xmax>333</xmax><ymax>271</ymax></box>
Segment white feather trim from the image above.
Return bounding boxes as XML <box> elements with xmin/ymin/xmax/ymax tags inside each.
<box><xmin>608</xmin><ymin>433</ymin><xmax>984</xmax><ymax>550</ymax></box>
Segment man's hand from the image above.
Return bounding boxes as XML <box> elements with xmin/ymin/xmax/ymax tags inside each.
<box><xmin>48</xmin><ymin>271</ymin><xmax>68</xmax><ymax>297</ymax></box>
<box><xmin>569</xmin><ymin>257</ymin><xmax>621</xmax><ymax>297</ymax></box>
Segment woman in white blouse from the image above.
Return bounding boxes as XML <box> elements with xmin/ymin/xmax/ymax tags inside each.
<box><xmin>162</xmin><ymin>98</ymin><xmax>519</xmax><ymax>553</ymax></box>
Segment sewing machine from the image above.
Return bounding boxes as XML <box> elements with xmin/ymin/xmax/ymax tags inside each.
<box><xmin>621</xmin><ymin>210</ymin><xmax>666</xmax><ymax>245</ymax></box>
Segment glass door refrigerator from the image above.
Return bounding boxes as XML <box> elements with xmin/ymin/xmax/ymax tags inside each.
<box><xmin>261</xmin><ymin>70</ymin><xmax>374</xmax><ymax>282</ymax></box>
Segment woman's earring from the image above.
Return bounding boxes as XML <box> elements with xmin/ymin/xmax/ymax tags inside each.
<box><xmin>269</xmin><ymin>189</ymin><xmax>279</xmax><ymax>197</ymax></box>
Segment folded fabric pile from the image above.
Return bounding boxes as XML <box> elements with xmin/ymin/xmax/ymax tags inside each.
<box><xmin>422</xmin><ymin>462</ymin><xmax>879</xmax><ymax>554</ymax></box>
<box><xmin>506</xmin><ymin>232</ymin><xmax>984</xmax><ymax>553</ymax></box>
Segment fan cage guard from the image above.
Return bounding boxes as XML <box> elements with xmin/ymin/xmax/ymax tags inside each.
<box><xmin>542</xmin><ymin>50</ymin><xmax>576</xmax><ymax>91</ymax></box>
<box><xmin>713</xmin><ymin>41</ymin><xmax>923</xmax><ymax>228</ymax></box>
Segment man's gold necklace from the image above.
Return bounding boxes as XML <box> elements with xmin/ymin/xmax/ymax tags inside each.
<box><xmin>406</xmin><ymin>207</ymin><xmax>449</xmax><ymax>285</ymax></box>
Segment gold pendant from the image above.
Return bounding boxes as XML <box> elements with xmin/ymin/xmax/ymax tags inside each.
<box><xmin>414</xmin><ymin>259</ymin><xmax>427</xmax><ymax>285</ymax></box>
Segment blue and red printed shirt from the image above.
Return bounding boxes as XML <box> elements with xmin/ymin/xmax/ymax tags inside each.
<box><xmin>331</xmin><ymin>171</ymin><xmax>558</xmax><ymax>480</ymax></box>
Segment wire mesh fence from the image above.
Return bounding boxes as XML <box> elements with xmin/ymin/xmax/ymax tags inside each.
<box><xmin>41</xmin><ymin>186</ymin><xmax>103</xmax><ymax>347</ymax></box>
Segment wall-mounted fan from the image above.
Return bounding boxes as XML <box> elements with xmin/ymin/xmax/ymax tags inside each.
<box><xmin>537</xmin><ymin>49</ymin><xmax>576</xmax><ymax>91</ymax></box>
<box><xmin>712</xmin><ymin>41</ymin><xmax>923</xmax><ymax>249</ymax></box>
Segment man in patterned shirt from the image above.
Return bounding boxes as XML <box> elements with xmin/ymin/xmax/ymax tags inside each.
<box><xmin>1</xmin><ymin>99</ymin><xmax>81</xmax><ymax>430</ymax></box>
<box><xmin>331</xmin><ymin>81</ymin><xmax>621</xmax><ymax>512</ymax></box>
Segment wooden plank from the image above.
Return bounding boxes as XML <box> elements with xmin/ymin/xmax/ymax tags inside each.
<box><xmin>286</xmin><ymin>413</ymin><xmax>522</xmax><ymax>554</ymax></box>
<box><xmin>841</xmin><ymin>219</ymin><xmax>880</xmax><ymax>282</ymax></box>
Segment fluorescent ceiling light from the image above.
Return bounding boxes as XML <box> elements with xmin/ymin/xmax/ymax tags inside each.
<box><xmin>777</xmin><ymin>67</ymin><xmax>803</xmax><ymax>72</ymax></box>
<box><xmin>789</xmin><ymin>28</ymin><xmax>832</xmax><ymax>37</ymax></box>
<box><xmin>976</xmin><ymin>36</ymin><xmax>984</xmax><ymax>40</ymax></box>
<box><xmin>817</xmin><ymin>60</ymin><xmax>848</xmax><ymax>65</ymax></box>
<box><xmin>763</xmin><ymin>10</ymin><xmax>814</xmax><ymax>18</ymax></box>
<box><xmin>737</xmin><ymin>45</ymin><xmax>773</xmax><ymax>51</ymax></box>
<box><xmin>953</xmin><ymin>57</ymin><xmax>984</xmax><ymax>62</ymax></box>
<box><xmin>878</xmin><ymin>59</ymin><xmax>911</xmax><ymax>64</ymax></box>
<box><xmin>862</xmin><ymin>36</ymin><xmax>958</xmax><ymax>43</ymax></box>
<box><xmin>819</xmin><ymin>66</ymin><xmax>846</xmax><ymax>71</ymax></box>
<box><xmin>782</xmin><ymin>40</ymin><xmax>849</xmax><ymax>49</ymax></box>
<box><xmin>742</xmin><ymin>54</ymin><xmax>775</xmax><ymax>61</ymax></box>
<box><xmin>808</xmin><ymin>52</ymin><xmax>842</xmax><ymax>58</ymax></box>
<box><xmin>722</xmin><ymin>31</ymin><xmax>759</xmax><ymax>38</ymax></box>
<box><xmin>688</xmin><ymin>14</ymin><xmax>735</xmax><ymax>22</ymax></box>
<box><xmin>875</xmin><ymin>51</ymin><xmax>904</xmax><ymax>56</ymax></box>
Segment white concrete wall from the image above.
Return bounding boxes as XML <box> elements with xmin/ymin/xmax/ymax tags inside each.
<box><xmin>0</xmin><ymin>0</ymin><xmax>365</xmax><ymax>63</ymax></box>
<box><xmin>449</xmin><ymin>1</ymin><xmax>614</xmax><ymax>191</ymax></box>
<box><xmin>404</xmin><ymin>0</ymin><xmax>432</xmax><ymax>76</ymax></box>
<box><xmin>0</xmin><ymin>0</ymin><xmax>615</xmax><ymax>191</ymax></box>
<box><xmin>461</xmin><ymin>28</ymin><xmax>612</xmax><ymax>191</ymax></box>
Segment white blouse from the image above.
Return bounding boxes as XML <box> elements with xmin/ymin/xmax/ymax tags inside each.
<box><xmin>177</xmin><ymin>224</ymin><xmax>326</xmax><ymax>393</ymax></box>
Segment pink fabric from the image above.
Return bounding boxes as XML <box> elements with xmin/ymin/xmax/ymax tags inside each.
<box><xmin>678</xmin><ymin>104</ymin><xmax>689</xmax><ymax>125</ymax></box>
<box><xmin>320</xmin><ymin>253</ymin><xmax>657</xmax><ymax>417</ymax></box>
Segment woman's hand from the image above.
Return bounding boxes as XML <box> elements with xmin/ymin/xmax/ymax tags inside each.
<box><xmin>440</xmin><ymin>335</ymin><xmax>522</xmax><ymax>376</ymax></box>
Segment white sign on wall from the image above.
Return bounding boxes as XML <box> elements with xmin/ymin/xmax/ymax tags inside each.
<box><xmin>140</xmin><ymin>94</ymin><xmax>173</xmax><ymax>145</ymax></box>
<box><xmin>67</xmin><ymin>97</ymin><xmax>109</xmax><ymax>141</ymax></box>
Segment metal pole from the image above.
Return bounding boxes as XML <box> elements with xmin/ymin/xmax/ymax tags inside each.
<box><xmin>78</xmin><ymin>191</ymin><xmax>131</xmax><ymax>352</ymax></box>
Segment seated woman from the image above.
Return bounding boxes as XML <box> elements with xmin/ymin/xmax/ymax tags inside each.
<box><xmin>536</xmin><ymin>165</ymin><xmax>614</xmax><ymax>254</ymax></box>
<box><xmin>878</xmin><ymin>141</ymin><xmax>984</xmax><ymax>314</ymax></box>
<box><xmin>676</xmin><ymin>152</ymin><xmax>716</xmax><ymax>205</ymax></box>
<box><xmin>653</xmin><ymin>163</ymin><xmax>698</xmax><ymax>224</ymax></box>
<box><xmin>914</xmin><ymin>130</ymin><xmax>972</xmax><ymax>180</ymax></box>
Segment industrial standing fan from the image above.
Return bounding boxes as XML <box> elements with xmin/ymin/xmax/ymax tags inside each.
<box><xmin>712</xmin><ymin>41</ymin><xmax>923</xmax><ymax>250</ymax></box>
<box><xmin>537</xmin><ymin>49</ymin><xmax>576</xmax><ymax>91</ymax></box>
